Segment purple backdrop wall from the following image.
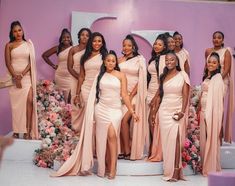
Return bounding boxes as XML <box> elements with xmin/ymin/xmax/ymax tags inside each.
<box><xmin>0</xmin><ymin>0</ymin><xmax>235</xmax><ymax>139</ymax></box>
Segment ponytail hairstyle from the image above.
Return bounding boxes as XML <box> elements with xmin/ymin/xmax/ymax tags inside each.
<box><xmin>77</xmin><ymin>28</ymin><xmax>92</xmax><ymax>44</ymax></box>
<box><xmin>122</xmin><ymin>34</ymin><xmax>140</xmax><ymax>60</ymax></box>
<box><xmin>202</xmin><ymin>52</ymin><xmax>221</xmax><ymax>81</ymax></box>
<box><xmin>80</xmin><ymin>32</ymin><xmax>108</xmax><ymax>66</ymax></box>
<box><xmin>173</xmin><ymin>31</ymin><xmax>183</xmax><ymax>49</ymax></box>
<box><xmin>57</xmin><ymin>28</ymin><xmax>73</xmax><ymax>55</ymax></box>
<box><xmin>96</xmin><ymin>50</ymin><xmax>120</xmax><ymax>103</ymax></box>
<box><xmin>147</xmin><ymin>34</ymin><xmax>168</xmax><ymax>86</ymax></box>
<box><xmin>9</xmin><ymin>21</ymin><xmax>26</xmax><ymax>42</ymax></box>
<box><xmin>159</xmin><ymin>51</ymin><xmax>181</xmax><ymax>102</ymax></box>
<box><xmin>213</xmin><ymin>31</ymin><xmax>225</xmax><ymax>48</ymax></box>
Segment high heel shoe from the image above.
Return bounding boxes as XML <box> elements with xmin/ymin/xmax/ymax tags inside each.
<box><xmin>124</xmin><ymin>153</ymin><xmax>131</xmax><ymax>160</ymax></box>
<box><xmin>12</xmin><ymin>133</ymin><xmax>19</xmax><ymax>139</ymax></box>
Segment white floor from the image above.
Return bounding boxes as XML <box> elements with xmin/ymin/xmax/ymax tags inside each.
<box><xmin>0</xmin><ymin>160</ymin><xmax>209</xmax><ymax>186</ymax></box>
<box><xmin>1</xmin><ymin>139</ymin><xmax>235</xmax><ymax>186</ymax></box>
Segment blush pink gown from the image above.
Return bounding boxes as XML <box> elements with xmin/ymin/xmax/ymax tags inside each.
<box><xmin>55</xmin><ymin>46</ymin><xmax>72</xmax><ymax>102</ymax></box>
<box><xmin>95</xmin><ymin>73</ymin><xmax>122</xmax><ymax>177</ymax></box>
<box><xmin>70</xmin><ymin>49</ymin><xmax>85</xmax><ymax>132</ymax></box>
<box><xmin>199</xmin><ymin>74</ymin><xmax>224</xmax><ymax>176</ymax></box>
<box><xmin>51</xmin><ymin>72</ymin><xmax>123</xmax><ymax>177</ymax></box>
<box><xmin>74</xmin><ymin>54</ymin><xmax>103</xmax><ymax>134</ymax></box>
<box><xmin>176</xmin><ymin>48</ymin><xmax>190</xmax><ymax>72</ymax></box>
<box><xmin>147</xmin><ymin>56</ymin><xmax>165</xmax><ymax>162</ymax></box>
<box><xmin>158</xmin><ymin>71</ymin><xmax>190</xmax><ymax>180</ymax></box>
<box><xmin>119</xmin><ymin>55</ymin><xmax>148</xmax><ymax>160</ymax></box>
<box><xmin>208</xmin><ymin>47</ymin><xmax>234</xmax><ymax>143</ymax></box>
<box><xmin>8</xmin><ymin>41</ymin><xmax>38</xmax><ymax>139</ymax></box>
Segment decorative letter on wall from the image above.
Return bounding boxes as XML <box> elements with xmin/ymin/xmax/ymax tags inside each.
<box><xmin>71</xmin><ymin>11</ymin><xmax>117</xmax><ymax>45</ymax></box>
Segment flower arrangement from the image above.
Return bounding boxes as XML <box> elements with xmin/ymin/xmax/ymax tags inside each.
<box><xmin>182</xmin><ymin>85</ymin><xmax>202</xmax><ymax>173</ymax></box>
<box><xmin>33</xmin><ymin>80</ymin><xmax>79</xmax><ymax>168</ymax></box>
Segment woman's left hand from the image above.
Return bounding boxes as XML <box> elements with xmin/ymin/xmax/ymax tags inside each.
<box><xmin>132</xmin><ymin>113</ymin><xmax>139</xmax><ymax>122</ymax></box>
<box><xmin>173</xmin><ymin>112</ymin><xmax>184</xmax><ymax>121</ymax></box>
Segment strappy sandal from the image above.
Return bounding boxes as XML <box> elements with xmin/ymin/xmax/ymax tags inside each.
<box><xmin>124</xmin><ymin>153</ymin><xmax>131</xmax><ymax>160</ymax></box>
<box><xmin>118</xmin><ymin>153</ymin><xmax>125</xmax><ymax>159</ymax></box>
<box><xmin>12</xmin><ymin>133</ymin><xmax>19</xmax><ymax>139</ymax></box>
<box><xmin>23</xmin><ymin>133</ymin><xmax>32</xmax><ymax>140</ymax></box>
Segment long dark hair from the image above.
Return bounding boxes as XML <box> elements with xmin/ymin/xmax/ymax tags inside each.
<box><xmin>213</xmin><ymin>31</ymin><xmax>224</xmax><ymax>48</ymax></box>
<box><xmin>159</xmin><ymin>51</ymin><xmax>181</xmax><ymax>102</ymax></box>
<box><xmin>122</xmin><ymin>34</ymin><xmax>140</xmax><ymax>60</ymax></box>
<box><xmin>9</xmin><ymin>21</ymin><xmax>26</xmax><ymax>42</ymax></box>
<box><xmin>77</xmin><ymin>28</ymin><xmax>92</xmax><ymax>44</ymax></box>
<box><xmin>80</xmin><ymin>32</ymin><xmax>108</xmax><ymax>66</ymax></box>
<box><xmin>173</xmin><ymin>31</ymin><xmax>183</xmax><ymax>49</ymax></box>
<box><xmin>202</xmin><ymin>52</ymin><xmax>221</xmax><ymax>81</ymax></box>
<box><xmin>57</xmin><ymin>28</ymin><xmax>73</xmax><ymax>55</ymax></box>
<box><xmin>96</xmin><ymin>50</ymin><xmax>120</xmax><ymax>103</ymax></box>
<box><xmin>147</xmin><ymin>34</ymin><xmax>168</xmax><ymax>86</ymax></box>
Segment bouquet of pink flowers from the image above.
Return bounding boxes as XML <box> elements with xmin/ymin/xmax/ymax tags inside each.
<box><xmin>34</xmin><ymin>80</ymin><xmax>79</xmax><ymax>168</ymax></box>
<box><xmin>182</xmin><ymin>86</ymin><xmax>202</xmax><ymax>173</ymax></box>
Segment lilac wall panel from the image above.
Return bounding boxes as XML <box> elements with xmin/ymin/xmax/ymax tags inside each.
<box><xmin>0</xmin><ymin>0</ymin><xmax>234</xmax><ymax>139</ymax></box>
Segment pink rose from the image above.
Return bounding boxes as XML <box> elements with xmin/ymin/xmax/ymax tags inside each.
<box><xmin>38</xmin><ymin>160</ymin><xmax>47</xmax><ymax>168</ymax></box>
<box><xmin>182</xmin><ymin>162</ymin><xmax>187</xmax><ymax>168</ymax></box>
<box><xmin>186</xmin><ymin>155</ymin><xmax>192</xmax><ymax>161</ymax></box>
<box><xmin>49</xmin><ymin>113</ymin><xmax>58</xmax><ymax>121</ymax></box>
<box><xmin>182</xmin><ymin>151</ymin><xmax>187</xmax><ymax>158</ymax></box>
<box><xmin>184</xmin><ymin>139</ymin><xmax>191</xmax><ymax>148</ymax></box>
<box><xmin>191</xmin><ymin>145</ymin><xmax>197</xmax><ymax>153</ymax></box>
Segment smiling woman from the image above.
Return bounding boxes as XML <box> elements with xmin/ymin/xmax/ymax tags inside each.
<box><xmin>199</xmin><ymin>52</ymin><xmax>224</xmax><ymax>176</ymax></box>
<box><xmin>149</xmin><ymin>51</ymin><xmax>190</xmax><ymax>182</ymax></box>
<box><xmin>42</xmin><ymin>28</ymin><xmax>73</xmax><ymax>103</ymax></box>
<box><xmin>5</xmin><ymin>21</ymin><xmax>38</xmax><ymax>140</ymax></box>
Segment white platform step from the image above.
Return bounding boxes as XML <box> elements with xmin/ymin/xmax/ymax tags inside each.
<box><xmin>3</xmin><ymin>139</ymin><xmax>235</xmax><ymax>176</ymax></box>
<box><xmin>2</xmin><ymin>139</ymin><xmax>41</xmax><ymax>162</ymax></box>
<box><xmin>54</xmin><ymin>158</ymin><xmax>195</xmax><ymax>176</ymax></box>
<box><xmin>221</xmin><ymin>142</ymin><xmax>235</xmax><ymax>169</ymax></box>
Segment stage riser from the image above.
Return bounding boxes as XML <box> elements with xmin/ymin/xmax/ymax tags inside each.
<box><xmin>3</xmin><ymin>139</ymin><xmax>235</xmax><ymax>176</ymax></box>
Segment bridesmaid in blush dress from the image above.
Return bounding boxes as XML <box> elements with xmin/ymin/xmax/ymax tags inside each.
<box><xmin>118</xmin><ymin>35</ymin><xmax>147</xmax><ymax>160</ymax></box>
<box><xmin>51</xmin><ymin>51</ymin><xmax>138</xmax><ymax>179</ymax></box>
<box><xmin>42</xmin><ymin>28</ymin><xmax>73</xmax><ymax>103</ymax></box>
<box><xmin>205</xmin><ymin>31</ymin><xmax>234</xmax><ymax>143</ymax></box>
<box><xmin>166</xmin><ymin>34</ymin><xmax>175</xmax><ymax>52</ymax></box>
<box><xmin>199</xmin><ymin>52</ymin><xmax>224</xmax><ymax>176</ymax></box>
<box><xmin>5</xmin><ymin>21</ymin><xmax>38</xmax><ymax>139</ymax></box>
<box><xmin>173</xmin><ymin>31</ymin><xmax>190</xmax><ymax>76</ymax></box>
<box><xmin>147</xmin><ymin>34</ymin><xmax>168</xmax><ymax>162</ymax></box>
<box><xmin>73</xmin><ymin>32</ymin><xmax>108</xmax><ymax>135</ymax></box>
<box><xmin>150</xmin><ymin>51</ymin><xmax>190</xmax><ymax>181</ymax></box>
<box><xmin>67</xmin><ymin>28</ymin><xmax>92</xmax><ymax>132</ymax></box>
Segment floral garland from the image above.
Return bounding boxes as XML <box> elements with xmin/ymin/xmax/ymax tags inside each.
<box><xmin>182</xmin><ymin>85</ymin><xmax>202</xmax><ymax>173</ymax></box>
<box><xmin>33</xmin><ymin>80</ymin><xmax>79</xmax><ymax>168</ymax></box>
